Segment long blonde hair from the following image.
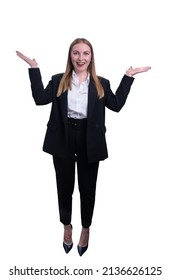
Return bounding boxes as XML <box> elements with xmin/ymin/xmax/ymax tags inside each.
<box><xmin>57</xmin><ymin>38</ymin><xmax>104</xmax><ymax>98</ymax></box>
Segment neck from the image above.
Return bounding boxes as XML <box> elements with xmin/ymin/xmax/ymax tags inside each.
<box><xmin>75</xmin><ymin>71</ymin><xmax>88</xmax><ymax>84</ymax></box>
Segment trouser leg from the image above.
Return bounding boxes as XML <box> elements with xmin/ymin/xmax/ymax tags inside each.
<box><xmin>74</xmin><ymin>124</ymin><xmax>99</xmax><ymax>228</ymax></box>
<box><xmin>77</xmin><ymin>159</ymin><xmax>99</xmax><ymax>228</ymax></box>
<box><xmin>53</xmin><ymin>155</ymin><xmax>75</xmax><ymax>225</ymax></box>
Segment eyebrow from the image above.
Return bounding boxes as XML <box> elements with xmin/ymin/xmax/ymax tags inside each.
<box><xmin>72</xmin><ymin>50</ymin><xmax>90</xmax><ymax>53</ymax></box>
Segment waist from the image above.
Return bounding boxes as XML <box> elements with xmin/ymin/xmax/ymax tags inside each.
<box><xmin>67</xmin><ymin>118</ymin><xmax>87</xmax><ymax>128</ymax></box>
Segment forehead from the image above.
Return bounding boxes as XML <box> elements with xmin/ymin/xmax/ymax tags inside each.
<box><xmin>71</xmin><ymin>42</ymin><xmax>91</xmax><ymax>52</ymax></box>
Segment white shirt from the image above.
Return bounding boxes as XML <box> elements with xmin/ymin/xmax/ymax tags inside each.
<box><xmin>67</xmin><ymin>71</ymin><xmax>90</xmax><ymax>119</ymax></box>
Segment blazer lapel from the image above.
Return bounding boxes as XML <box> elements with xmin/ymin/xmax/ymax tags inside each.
<box><xmin>58</xmin><ymin>91</ymin><xmax>68</xmax><ymax>123</ymax></box>
<box><xmin>87</xmin><ymin>79</ymin><xmax>98</xmax><ymax>120</ymax></box>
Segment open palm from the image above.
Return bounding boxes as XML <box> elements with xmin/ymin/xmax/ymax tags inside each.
<box><xmin>16</xmin><ymin>51</ymin><xmax>38</xmax><ymax>68</ymax></box>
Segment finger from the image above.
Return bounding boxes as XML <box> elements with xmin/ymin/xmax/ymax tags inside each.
<box><xmin>145</xmin><ymin>66</ymin><xmax>151</xmax><ymax>71</ymax></box>
<box><xmin>140</xmin><ymin>67</ymin><xmax>151</xmax><ymax>72</ymax></box>
<box><xmin>16</xmin><ymin>51</ymin><xmax>27</xmax><ymax>61</ymax></box>
<box><xmin>141</xmin><ymin>66</ymin><xmax>151</xmax><ymax>70</ymax></box>
<box><xmin>127</xmin><ymin>66</ymin><xmax>132</xmax><ymax>71</ymax></box>
<box><xmin>16</xmin><ymin>51</ymin><xmax>25</xmax><ymax>57</ymax></box>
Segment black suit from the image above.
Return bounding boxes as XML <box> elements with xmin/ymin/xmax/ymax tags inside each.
<box><xmin>29</xmin><ymin>68</ymin><xmax>134</xmax><ymax>162</ymax></box>
<box><xmin>28</xmin><ymin>68</ymin><xmax>134</xmax><ymax>227</ymax></box>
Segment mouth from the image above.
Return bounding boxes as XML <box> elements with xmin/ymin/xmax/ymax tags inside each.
<box><xmin>77</xmin><ymin>62</ymin><xmax>85</xmax><ymax>66</ymax></box>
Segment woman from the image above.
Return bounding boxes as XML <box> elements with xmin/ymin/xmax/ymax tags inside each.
<box><xmin>16</xmin><ymin>38</ymin><xmax>151</xmax><ymax>256</ymax></box>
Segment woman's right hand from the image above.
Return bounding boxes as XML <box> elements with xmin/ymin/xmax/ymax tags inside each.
<box><xmin>16</xmin><ymin>51</ymin><xmax>38</xmax><ymax>68</ymax></box>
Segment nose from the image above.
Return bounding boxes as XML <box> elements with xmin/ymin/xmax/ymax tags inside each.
<box><xmin>78</xmin><ymin>53</ymin><xmax>84</xmax><ymax>60</ymax></box>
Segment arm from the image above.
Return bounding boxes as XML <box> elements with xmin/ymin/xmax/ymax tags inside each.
<box><xmin>16</xmin><ymin>51</ymin><xmax>53</xmax><ymax>105</ymax></box>
<box><xmin>104</xmin><ymin>65</ymin><xmax>151</xmax><ymax>112</ymax></box>
<box><xmin>104</xmin><ymin>75</ymin><xmax>134</xmax><ymax>112</ymax></box>
<box><xmin>28</xmin><ymin>68</ymin><xmax>53</xmax><ymax>105</ymax></box>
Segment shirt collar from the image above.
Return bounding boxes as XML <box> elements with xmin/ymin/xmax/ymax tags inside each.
<box><xmin>72</xmin><ymin>70</ymin><xmax>90</xmax><ymax>86</ymax></box>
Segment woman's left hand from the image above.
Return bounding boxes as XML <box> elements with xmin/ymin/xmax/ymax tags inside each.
<box><xmin>126</xmin><ymin>66</ymin><xmax>151</xmax><ymax>77</ymax></box>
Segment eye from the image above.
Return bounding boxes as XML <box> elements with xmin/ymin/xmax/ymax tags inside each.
<box><xmin>72</xmin><ymin>51</ymin><xmax>79</xmax><ymax>55</ymax></box>
<box><xmin>84</xmin><ymin>52</ymin><xmax>90</xmax><ymax>55</ymax></box>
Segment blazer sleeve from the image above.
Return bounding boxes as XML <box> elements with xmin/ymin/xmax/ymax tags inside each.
<box><xmin>103</xmin><ymin>75</ymin><xmax>134</xmax><ymax>112</ymax></box>
<box><xmin>28</xmin><ymin>68</ymin><xmax>53</xmax><ymax>105</ymax></box>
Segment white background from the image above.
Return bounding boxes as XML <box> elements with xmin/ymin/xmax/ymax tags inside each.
<box><xmin>0</xmin><ymin>0</ymin><xmax>169</xmax><ymax>279</ymax></box>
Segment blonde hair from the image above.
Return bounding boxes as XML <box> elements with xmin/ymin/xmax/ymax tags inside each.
<box><xmin>57</xmin><ymin>38</ymin><xmax>104</xmax><ymax>98</ymax></box>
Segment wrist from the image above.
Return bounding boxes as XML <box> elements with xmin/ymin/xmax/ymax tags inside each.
<box><xmin>125</xmin><ymin>71</ymin><xmax>132</xmax><ymax>77</ymax></box>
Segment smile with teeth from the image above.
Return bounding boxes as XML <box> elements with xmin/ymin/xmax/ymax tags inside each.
<box><xmin>77</xmin><ymin>62</ymin><xmax>85</xmax><ymax>66</ymax></box>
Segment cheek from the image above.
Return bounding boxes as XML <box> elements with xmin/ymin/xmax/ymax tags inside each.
<box><xmin>70</xmin><ymin>55</ymin><xmax>76</xmax><ymax>64</ymax></box>
<box><xmin>87</xmin><ymin>56</ymin><xmax>92</xmax><ymax>64</ymax></box>
<box><xmin>87</xmin><ymin>58</ymin><xmax>91</xmax><ymax>66</ymax></box>
<box><xmin>70</xmin><ymin>57</ymin><xmax>74</xmax><ymax>64</ymax></box>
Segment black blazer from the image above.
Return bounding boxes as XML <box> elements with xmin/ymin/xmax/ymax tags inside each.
<box><xmin>28</xmin><ymin>68</ymin><xmax>134</xmax><ymax>162</ymax></box>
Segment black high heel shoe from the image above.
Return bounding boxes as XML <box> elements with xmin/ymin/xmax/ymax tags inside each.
<box><xmin>77</xmin><ymin>244</ymin><xmax>88</xmax><ymax>256</ymax></box>
<box><xmin>77</xmin><ymin>227</ymin><xmax>89</xmax><ymax>256</ymax></box>
<box><xmin>63</xmin><ymin>224</ymin><xmax>73</xmax><ymax>254</ymax></box>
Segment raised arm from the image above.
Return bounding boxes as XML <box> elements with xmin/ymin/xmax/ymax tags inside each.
<box><xmin>104</xmin><ymin>65</ymin><xmax>151</xmax><ymax>112</ymax></box>
<box><xmin>16</xmin><ymin>51</ymin><xmax>53</xmax><ymax>105</ymax></box>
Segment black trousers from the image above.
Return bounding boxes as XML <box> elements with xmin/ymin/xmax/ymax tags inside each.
<box><xmin>53</xmin><ymin>118</ymin><xmax>99</xmax><ymax>228</ymax></box>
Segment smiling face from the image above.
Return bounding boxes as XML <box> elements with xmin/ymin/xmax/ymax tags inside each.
<box><xmin>70</xmin><ymin>42</ymin><xmax>92</xmax><ymax>75</ymax></box>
